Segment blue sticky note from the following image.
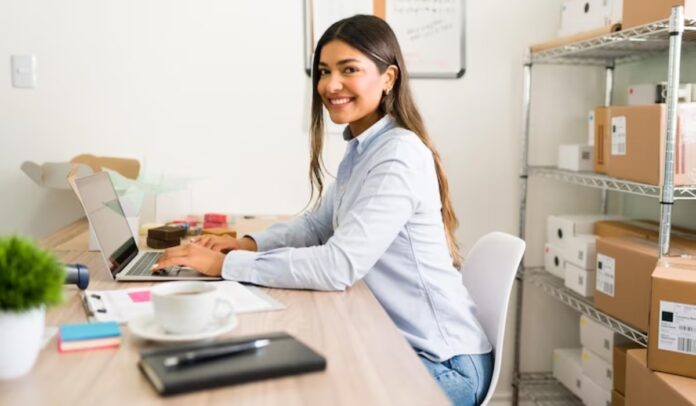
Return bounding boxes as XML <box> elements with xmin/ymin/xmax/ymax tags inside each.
<box><xmin>59</xmin><ymin>321</ymin><xmax>121</xmax><ymax>342</ymax></box>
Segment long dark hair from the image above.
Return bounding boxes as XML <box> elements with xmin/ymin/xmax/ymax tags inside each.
<box><xmin>308</xmin><ymin>15</ymin><xmax>462</xmax><ymax>268</ymax></box>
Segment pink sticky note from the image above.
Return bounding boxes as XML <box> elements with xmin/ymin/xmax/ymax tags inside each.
<box><xmin>128</xmin><ymin>291</ymin><xmax>151</xmax><ymax>303</ymax></box>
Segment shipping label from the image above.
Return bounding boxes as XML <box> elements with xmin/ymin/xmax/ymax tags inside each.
<box><xmin>658</xmin><ymin>300</ymin><xmax>696</xmax><ymax>356</ymax></box>
<box><xmin>596</xmin><ymin>254</ymin><xmax>615</xmax><ymax>297</ymax></box>
<box><xmin>611</xmin><ymin>116</ymin><xmax>626</xmax><ymax>156</ymax></box>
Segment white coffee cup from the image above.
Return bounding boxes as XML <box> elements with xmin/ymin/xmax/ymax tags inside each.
<box><xmin>151</xmin><ymin>281</ymin><xmax>234</xmax><ymax>335</ymax></box>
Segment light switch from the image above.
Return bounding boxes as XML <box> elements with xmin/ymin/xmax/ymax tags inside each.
<box><xmin>11</xmin><ymin>54</ymin><xmax>36</xmax><ymax>88</ymax></box>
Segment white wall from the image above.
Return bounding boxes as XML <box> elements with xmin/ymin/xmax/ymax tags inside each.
<box><xmin>0</xmin><ymin>0</ymin><xmax>601</xmax><ymax>403</ymax></box>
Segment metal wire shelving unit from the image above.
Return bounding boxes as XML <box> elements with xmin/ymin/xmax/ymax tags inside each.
<box><xmin>513</xmin><ymin>8</ymin><xmax>696</xmax><ymax>405</ymax></box>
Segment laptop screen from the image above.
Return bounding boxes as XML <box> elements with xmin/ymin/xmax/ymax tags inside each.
<box><xmin>74</xmin><ymin>172</ymin><xmax>138</xmax><ymax>277</ymax></box>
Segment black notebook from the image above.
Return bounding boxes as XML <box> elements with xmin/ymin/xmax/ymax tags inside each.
<box><xmin>138</xmin><ymin>332</ymin><xmax>327</xmax><ymax>396</ymax></box>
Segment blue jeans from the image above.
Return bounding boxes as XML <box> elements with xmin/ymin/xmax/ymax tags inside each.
<box><xmin>419</xmin><ymin>351</ymin><xmax>494</xmax><ymax>406</ymax></box>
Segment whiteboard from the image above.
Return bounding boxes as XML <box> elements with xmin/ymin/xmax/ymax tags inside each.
<box><xmin>305</xmin><ymin>0</ymin><xmax>466</xmax><ymax>79</ymax></box>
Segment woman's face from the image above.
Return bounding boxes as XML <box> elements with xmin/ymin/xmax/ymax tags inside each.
<box><xmin>317</xmin><ymin>40</ymin><xmax>396</xmax><ymax>136</ymax></box>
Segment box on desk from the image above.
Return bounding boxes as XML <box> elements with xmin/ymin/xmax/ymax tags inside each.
<box><xmin>648</xmin><ymin>256</ymin><xmax>696</xmax><ymax>379</ymax></box>
<box><xmin>622</xmin><ymin>0</ymin><xmax>696</xmax><ymax>29</ymax></box>
<box><xmin>580</xmin><ymin>315</ymin><xmax>630</xmax><ymax>363</ymax></box>
<box><xmin>605</xmin><ymin>104</ymin><xmax>696</xmax><ymax>186</ymax></box>
<box><xmin>626</xmin><ymin>349</ymin><xmax>696</xmax><ymax>406</ymax></box>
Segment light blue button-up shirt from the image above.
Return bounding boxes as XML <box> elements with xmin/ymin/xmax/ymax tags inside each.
<box><xmin>223</xmin><ymin>115</ymin><xmax>491</xmax><ymax>361</ymax></box>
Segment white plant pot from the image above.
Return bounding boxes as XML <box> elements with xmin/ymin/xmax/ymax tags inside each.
<box><xmin>0</xmin><ymin>307</ymin><xmax>45</xmax><ymax>379</ymax></box>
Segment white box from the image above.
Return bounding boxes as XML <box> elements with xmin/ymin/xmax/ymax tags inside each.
<box><xmin>579</xmin><ymin>315</ymin><xmax>630</xmax><ymax>363</ymax></box>
<box><xmin>545</xmin><ymin>242</ymin><xmax>566</xmax><ymax>279</ymax></box>
<box><xmin>627</xmin><ymin>83</ymin><xmax>693</xmax><ymax>105</ymax></box>
<box><xmin>581</xmin><ymin>347</ymin><xmax>613</xmax><ymax>391</ymax></box>
<box><xmin>558</xmin><ymin>144</ymin><xmax>593</xmax><ymax>172</ymax></box>
<box><xmin>588</xmin><ymin>110</ymin><xmax>595</xmax><ymax>147</ymax></box>
<box><xmin>553</xmin><ymin>348</ymin><xmax>584</xmax><ymax>398</ymax></box>
<box><xmin>564</xmin><ymin>234</ymin><xmax>597</xmax><ymax>269</ymax></box>
<box><xmin>547</xmin><ymin>214</ymin><xmax>621</xmax><ymax>246</ymax></box>
<box><xmin>559</xmin><ymin>0</ymin><xmax>622</xmax><ymax>37</ymax></box>
<box><xmin>565</xmin><ymin>262</ymin><xmax>596</xmax><ymax>297</ymax></box>
<box><xmin>581</xmin><ymin>374</ymin><xmax>612</xmax><ymax>406</ymax></box>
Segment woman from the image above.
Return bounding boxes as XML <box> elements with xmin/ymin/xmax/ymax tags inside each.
<box><xmin>154</xmin><ymin>15</ymin><xmax>493</xmax><ymax>406</ymax></box>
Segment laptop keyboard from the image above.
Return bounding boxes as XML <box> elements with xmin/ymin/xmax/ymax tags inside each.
<box><xmin>127</xmin><ymin>252</ymin><xmax>163</xmax><ymax>276</ymax></box>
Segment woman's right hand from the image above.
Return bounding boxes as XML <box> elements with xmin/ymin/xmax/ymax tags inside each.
<box><xmin>191</xmin><ymin>235</ymin><xmax>257</xmax><ymax>253</ymax></box>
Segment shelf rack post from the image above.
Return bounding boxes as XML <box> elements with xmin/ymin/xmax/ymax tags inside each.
<box><xmin>513</xmin><ymin>54</ymin><xmax>533</xmax><ymax>406</ymax></box>
<box><xmin>659</xmin><ymin>5</ymin><xmax>685</xmax><ymax>257</ymax></box>
<box><xmin>601</xmin><ymin>62</ymin><xmax>615</xmax><ymax>214</ymax></box>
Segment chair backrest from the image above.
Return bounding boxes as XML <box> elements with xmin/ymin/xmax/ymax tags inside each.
<box><xmin>460</xmin><ymin>232</ymin><xmax>525</xmax><ymax>406</ymax></box>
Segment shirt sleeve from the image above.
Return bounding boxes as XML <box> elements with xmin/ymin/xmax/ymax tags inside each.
<box><xmin>223</xmin><ymin>138</ymin><xmax>423</xmax><ymax>291</ymax></box>
<box><xmin>247</xmin><ymin>183</ymin><xmax>336</xmax><ymax>251</ymax></box>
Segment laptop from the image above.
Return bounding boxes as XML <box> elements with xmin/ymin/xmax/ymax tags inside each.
<box><xmin>73</xmin><ymin>171</ymin><xmax>219</xmax><ymax>281</ymax></box>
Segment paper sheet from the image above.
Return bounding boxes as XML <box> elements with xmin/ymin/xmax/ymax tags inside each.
<box><xmin>81</xmin><ymin>281</ymin><xmax>285</xmax><ymax>324</ymax></box>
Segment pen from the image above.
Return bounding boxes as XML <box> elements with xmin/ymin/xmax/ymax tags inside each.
<box><xmin>163</xmin><ymin>338</ymin><xmax>271</xmax><ymax>368</ymax></box>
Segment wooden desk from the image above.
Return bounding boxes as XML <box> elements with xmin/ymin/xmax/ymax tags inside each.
<box><xmin>1</xmin><ymin>218</ymin><xmax>449</xmax><ymax>406</ymax></box>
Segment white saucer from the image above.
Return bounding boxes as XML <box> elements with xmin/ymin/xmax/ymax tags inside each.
<box><xmin>128</xmin><ymin>314</ymin><xmax>238</xmax><ymax>343</ymax></box>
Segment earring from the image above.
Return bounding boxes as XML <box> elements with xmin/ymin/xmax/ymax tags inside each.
<box><xmin>385</xmin><ymin>87</ymin><xmax>392</xmax><ymax>95</ymax></box>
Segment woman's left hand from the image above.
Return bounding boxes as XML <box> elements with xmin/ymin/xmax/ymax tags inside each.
<box><xmin>152</xmin><ymin>243</ymin><xmax>226</xmax><ymax>276</ymax></box>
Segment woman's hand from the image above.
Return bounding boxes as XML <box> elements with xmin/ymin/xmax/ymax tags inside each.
<box><xmin>152</xmin><ymin>244</ymin><xmax>226</xmax><ymax>276</ymax></box>
<box><xmin>191</xmin><ymin>235</ymin><xmax>257</xmax><ymax>253</ymax></box>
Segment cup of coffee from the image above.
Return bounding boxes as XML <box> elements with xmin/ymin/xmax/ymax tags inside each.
<box><xmin>151</xmin><ymin>281</ymin><xmax>234</xmax><ymax>335</ymax></box>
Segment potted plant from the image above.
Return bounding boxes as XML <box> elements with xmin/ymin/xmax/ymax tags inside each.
<box><xmin>0</xmin><ymin>236</ymin><xmax>64</xmax><ymax>379</ymax></box>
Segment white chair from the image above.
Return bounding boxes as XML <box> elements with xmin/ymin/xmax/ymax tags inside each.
<box><xmin>461</xmin><ymin>232</ymin><xmax>525</xmax><ymax>406</ymax></box>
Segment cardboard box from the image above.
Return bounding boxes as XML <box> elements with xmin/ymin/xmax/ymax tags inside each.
<box><xmin>21</xmin><ymin>154</ymin><xmax>140</xmax><ymax>190</ymax></box>
<box><xmin>625</xmin><ymin>349</ymin><xmax>696</xmax><ymax>406</ymax></box>
<box><xmin>545</xmin><ymin>242</ymin><xmax>566</xmax><ymax>279</ymax></box>
<box><xmin>565</xmin><ymin>234</ymin><xmax>597</xmax><ymax>269</ymax></box>
<box><xmin>581</xmin><ymin>374</ymin><xmax>612</xmax><ymax>406</ymax></box>
<box><xmin>614</xmin><ymin>343</ymin><xmax>641</xmax><ymax>395</ymax></box>
<box><xmin>648</xmin><ymin>257</ymin><xmax>696</xmax><ymax>379</ymax></box>
<box><xmin>593</xmin><ymin>107</ymin><xmax>610</xmax><ymax>173</ymax></box>
<box><xmin>582</xmin><ymin>347</ymin><xmax>613</xmax><ymax>391</ymax></box>
<box><xmin>559</xmin><ymin>0</ymin><xmax>622</xmax><ymax>37</ymax></box>
<box><xmin>553</xmin><ymin>348</ymin><xmax>584</xmax><ymax>398</ymax></box>
<box><xmin>565</xmin><ymin>262</ymin><xmax>596</xmax><ymax>297</ymax></box>
<box><xmin>595</xmin><ymin>237</ymin><xmax>659</xmax><ymax>331</ymax></box>
<box><xmin>531</xmin><ymin>24</ymin><xmax>620</xmax><ymax>53</ymax></box>
<box><xmin>580</xmin><ymin>315</ymin><xmax>630</xmax><ymax>363</ymax></box>
<box><xmin>612</xmin><ymin>390</ymin><xmax>625</xmax><ymax>406</ymax></box>
<box><xmin>558</xmin><ymin>144</ymin><xmax>593</xmax><ymax>171</ymax></box>
<box><xmin>606</xmin><ymin>104</ymin><xmax>696</xmax><ymax>186</ymax></box>
<box><xmin>594</xmin><ymin>219</ymin><xmax>696</xmax><ymax>251</ymax></box>
<box><xmin>548</xmin><ymin>214</ymin><xmax>621</xmax><ymax>246</ymax></box>
<box><xmin>623</xmin><ymin>0</ymin><xmax>696</xmax><ymax>29</ymax></box>
<box><xmin>628</xmin><ymin>83</ymin><xmax>694</xmax><ymax>105</ymax></box>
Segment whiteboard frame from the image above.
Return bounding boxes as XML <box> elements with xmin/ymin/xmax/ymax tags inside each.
<box><xmin>303</xmin><ymin>0</ymin><xmax>466</xmax><ymax>79</ymax></box>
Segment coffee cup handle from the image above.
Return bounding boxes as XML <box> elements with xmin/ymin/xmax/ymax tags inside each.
<box><xmin>213</xmin><ymin>298</ymin><xmax>235</xmax><ymax>321</ymax></box>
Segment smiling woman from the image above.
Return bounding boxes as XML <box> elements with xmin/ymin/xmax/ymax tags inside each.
<box><xmin>155</xmin><ymin>15</ymin><xmax>492</xmax><ymax>406</ymax></box>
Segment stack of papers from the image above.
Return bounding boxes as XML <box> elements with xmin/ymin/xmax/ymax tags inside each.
<box><xmin>58</xmin><ymin>321</ymin><xmax>121</xmax><ymax>353</ymax></box>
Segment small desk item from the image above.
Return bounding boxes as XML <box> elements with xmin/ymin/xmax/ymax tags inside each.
<box><xmin>82</xmin><ymin>282</ymin><xmax>286</xmax><ymax>323</ymax></box>
<box><xmin>138</xmin><ymin>332</ymin><xmax>327</xmax><ymax>396</ymax></box>
<box><xmin>58</xmin><ymin>321</ymin><xmax>121</xmax><ymax>353</ymax></box>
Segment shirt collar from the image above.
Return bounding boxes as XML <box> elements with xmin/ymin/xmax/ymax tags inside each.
<box><xmin>342</xmin><ymin>115</ymin><xmax>396</xmax><ymax>155</ymax></box>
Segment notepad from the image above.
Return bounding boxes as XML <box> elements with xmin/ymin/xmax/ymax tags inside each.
<box><xmin>58</xmin><ymin>321</ymin><xmax>121</xmax><ymax>353</ymax></box>
<box><xmin>138</xmin><ymin>332</ymin><xmax>326</xmax><ymax>396</ymax></box>
<box><xmin>81</xmin><ymin>281</ymin><xmax>285</xmax><ymax>324</ymax></box>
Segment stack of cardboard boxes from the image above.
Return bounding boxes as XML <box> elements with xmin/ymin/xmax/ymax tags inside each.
<box><xmin>549</xmin><ymin>218</ymin><xmax>696</xmax><ymax>404</ymax></box>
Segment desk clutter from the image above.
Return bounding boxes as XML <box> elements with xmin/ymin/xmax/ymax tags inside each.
<box><xmin>138</xmin><ymin>332</ymin><xmax>326</xmax><ymax>396</ymax></box>
<box><xmin>142</xmin><ymin>213</ymin><xmax>238</xmax><ymax>249</ymax></box>
<box><xmin>544</xmin><ymin>215</ymin><xmax>696</xmax><ymax>404</ymax></box>
<box><xmin>58</xmin><ymin>321</ymin><xmax>121</xmax><ymax>353</ymax></box>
